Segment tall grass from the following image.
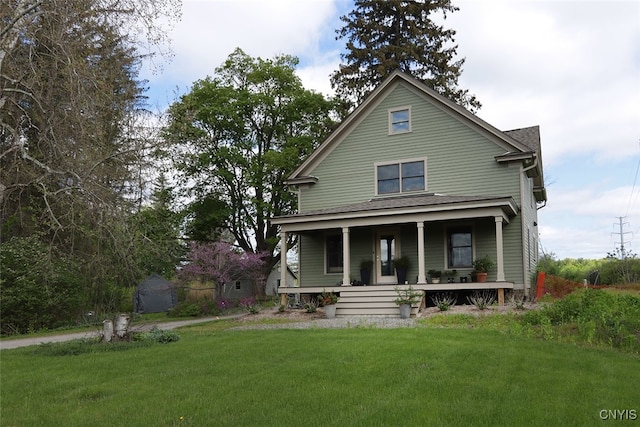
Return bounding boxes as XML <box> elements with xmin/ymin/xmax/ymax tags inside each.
<box><xmin>1</xmin><ymin>323</ymin><xmax>638</xmax><ymax>426</ymax></box>
<box><xmin>523</xmin><ymin>288</ymin><xmax>640</xmax><ymax>352</ymax></box>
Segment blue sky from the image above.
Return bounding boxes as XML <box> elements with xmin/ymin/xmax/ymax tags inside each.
<box><xmin>141</xmin><ymin>0</ymin><xmax>640</xmax><ymax>260</ymax></box>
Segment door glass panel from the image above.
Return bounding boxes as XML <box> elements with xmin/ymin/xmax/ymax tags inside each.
<box><xmin>379</xmin><ymin>234</ymin><xmax>396</xmax><ymax>276</ymax></box>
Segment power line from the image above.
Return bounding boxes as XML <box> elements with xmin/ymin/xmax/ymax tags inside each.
<box><xmin>612</xmin><ymin>216</ymin><xmax>632</xmax><ymax>258</ymax></box>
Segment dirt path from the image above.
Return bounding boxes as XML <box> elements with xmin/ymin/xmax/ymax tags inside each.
<box><xmin>0</xmin><ymin>314</ymin><xmax>244</xmax><ymax>350</ymax></box>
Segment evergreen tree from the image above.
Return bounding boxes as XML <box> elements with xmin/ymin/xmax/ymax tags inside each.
<box><xmin>331</xmin><ymin>0</ymin><xmax>481</xmax><ymax>113</ymax></box>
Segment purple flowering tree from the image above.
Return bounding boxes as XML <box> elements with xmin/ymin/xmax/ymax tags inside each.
<box><xmin>180</xmin><ymin>241</ymin><xmax>268</xmax><ymax>297</ymax></box>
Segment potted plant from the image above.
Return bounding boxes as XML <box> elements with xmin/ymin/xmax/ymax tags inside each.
<box><xmin>359</xmin><ymin>259</ymin><xmax>374</xmax><ymax>285</ymax></box>
<box><xmin>318</xmin><ymin>290</ymin><xmax>339</xmax><ymax>318</ymax></box>
<box><xmin>472</xmin><ymin>255</ymin><xmax>495</xmax><ymax>283</ymax></box>
<box><xmin>393</xmin><ymin>285</ymin><xmax>422</xmax><ymax>319</ymax></box>
<box><xmin>392</xmin><ymin>255</ymin><xmax>410</xmax><ymax>284</ymax></box>
<box><xmin>427</xmin><ymin>269</ymin><xmax>442</xmax><ymax>284</ymax></box>
<box><xmin>443</xmin><ymin>269</ymin><xmax>457</xmax><ymax>283</ymax></box>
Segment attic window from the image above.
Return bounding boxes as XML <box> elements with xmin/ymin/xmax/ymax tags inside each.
<box><xmin>389</xmin><ymin>107</ymin><xmax>411</xmax><ymax>134</ymax></box>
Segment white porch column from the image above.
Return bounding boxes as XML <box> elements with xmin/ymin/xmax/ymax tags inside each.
<box><xmin>494</xmin><ymin>217</ymin><xmax>506</xmax><ymax>282</ymax></box>
<box><xmin>416</xmin><ymin>221</ymin><xmax>426</xmax><ymax>284</ymax></box>
<box><xmin>342</xmin><ymin>227</ymin><xmax>351</xmax><ymax>286</ymax></box>
<box><xmin>280</xmin><ymin>230</ymin><xmax>288</xmax><ymax>288</ymax></box>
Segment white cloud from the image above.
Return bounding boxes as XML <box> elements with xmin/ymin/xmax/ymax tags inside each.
<box><xmin>450</xmin><ymin>0</ymin><xmax>640</xmax><ymax>165</ymax></box>
<box><xmin>155</xmin><ymin>0</ymin><xmax>339</xmax><ymax>83</ymax></box>
<box><xmin>142</xmin><ymin>0</ymin><xmax>640</xmax><ymax>260</ymax></box>
<box><xmin>538</xmin><ymin>182</ymin><xmax>640</xmax><ymax>259</ymax></box>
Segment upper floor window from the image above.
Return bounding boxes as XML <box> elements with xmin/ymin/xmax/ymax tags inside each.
<box><xmin>389</xmin><ymin>107</ymin><xmax>411</xmax><ymax>134</ymax></box>
<box><xmin>376</xmin><ymin>160</ymin><xmax>425</xmax><ymax>194</ymax></box>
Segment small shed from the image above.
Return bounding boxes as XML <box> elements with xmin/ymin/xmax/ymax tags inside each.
<box><xmin>133</xmin><ymin>274</ymin><xmax>177</xmax><ymax>313</ymax></box>
<box><xmin>265</xmin><ymin>261</ymin><xmax>297</xmax><ymax>296</ymax></box>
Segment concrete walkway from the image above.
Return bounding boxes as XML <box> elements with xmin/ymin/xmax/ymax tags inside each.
<box><xmin>0</xmin><ymin>314</ymin><xmax>245</xmax><ymax>350</ymax></box>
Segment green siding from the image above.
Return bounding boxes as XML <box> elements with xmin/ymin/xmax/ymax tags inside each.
<box><xmin>294</xmin><ymin>82</ymin><xmax>534</xmax><ymax>289</ymax></box>
<box><xmin>301</xmin><ymin>84</ymin><xmax>523</xmax><ymax>212</ymax></box>
<box><xmin>299</xmin><ymin>228</ymin><xmax>376</xmax><ymax>287</ymax></box>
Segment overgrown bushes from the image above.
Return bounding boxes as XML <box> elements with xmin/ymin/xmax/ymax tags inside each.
<box><xmin>537</xmin><ymin>252</ymin><xmax>640</xmax><ymax>285</ymax></box>
<box><xmin>0</xmin><ymin>236</ymin><xmax>84</xmax><ymax>335</ymax></box>
<box><xmin>522</xmin><ymin>289</ymin><xmax>640</xmax><ymax>353</ymax></box>
<box><xmin>32</xmin><ymin>329</ymin><xmax>179</xmax><ymax>356</ymax></box>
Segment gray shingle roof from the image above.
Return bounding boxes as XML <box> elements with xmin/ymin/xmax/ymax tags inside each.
<box><xmin>275</xmin><ymin>193</ymin><xmax>516</xmax><ymax>219</ymax></box>
<box><xmin>504</xmin><ymin>126</ymin><xmax>541</xmax><ymax>153</ymax></box>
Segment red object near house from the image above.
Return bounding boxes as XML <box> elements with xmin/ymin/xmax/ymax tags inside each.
<box><xmin>535</xmin><ymin>272</ymin><xmax>546</xmax><ymax>300</ymax></box>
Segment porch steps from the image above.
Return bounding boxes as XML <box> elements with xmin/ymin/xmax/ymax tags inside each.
<box><xmin>335</xmin><ymin>287</ymin><xmax>423</xmax><ymax>318</ymax></box>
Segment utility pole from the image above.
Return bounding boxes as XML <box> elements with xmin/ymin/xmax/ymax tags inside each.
<box><xmin>612</xmin><ymin>216</ymin><xmax>632</xmax><ymax>259</ymax></box>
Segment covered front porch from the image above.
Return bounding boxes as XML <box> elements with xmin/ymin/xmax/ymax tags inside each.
<box><xmin>272</xmin><ymin>194</ymin><xmax>521</xmax><ymax>315</ymax></box>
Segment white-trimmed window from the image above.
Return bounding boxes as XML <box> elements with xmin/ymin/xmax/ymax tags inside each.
<box><xmin>325</xmin><ymin>234</ymin><xmax>343</xmax><ymax>274</ymax></box>
<box><xmin>376</xmin><ymin>159</ymin><xmax>426</xmax><ymax>195</ymax></box>
<box><xmin>235</xmin><ymin>280</ymin><xmax>241</xmax><ymax>290</ymax></box>
<box><xmin>447</xmin><ymin>228</ymin><xmax>473</xmax><ymax>269</ymax></box>
<box><xmin>389</xmin><ymin>107</ymin><xmax>411</xmax><ymax>134</ymax></box>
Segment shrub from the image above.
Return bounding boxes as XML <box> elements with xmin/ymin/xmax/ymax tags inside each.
<box><xmin>135</xmin><ymin>328</ymin><xmax>180</xmax><ymax>344</ymax></box>
<box><xmin>304</xmin><ymin>300</ymin><xmax>317</xmax><ymax>313</ymax></box>
<box><xmin>168</xmin><ymin>302</ymin><xmax>201</xmax><ymax>317</ymax></box>
<box><xmin>467</xmin><ymin>290</ymin><xmax>495</xmax><ymax>310</ymax></box>
<box><xmin>431</xmin><ymin>292</ymin><xmax>457</xmax><ymax>311</ymax></box>
<box><xmin>507</xmin><ymin>292</ymin><xmax>527</xmax><ymax>310</ymax></box>
<box><xmin>543</xmin><ymin>275</ymin><xmax>582</xmax><ymax>299</ymax></box>
<box><xmin>240</xmin><ymin>297</ymin><xmax>260</xmax><ymax>314</ymax></box>
<box><xmin>521</xmin><ymin>289</ymin><xmax>640</xmax><ymax>353</ymax></box>
<box><xmin>0</xmin><ymin>236</ymin><xmax>84</xmax><ymax>335</ymax></box>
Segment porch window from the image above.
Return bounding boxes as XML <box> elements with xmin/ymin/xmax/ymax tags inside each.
<box><xmin>377</xmin><ymin>160</ymin><xmax>425</xmax><ymax>194</ymax></box>
<box><xmin>326</xmin><ymin>234</ymin><xmax>343</xmax><ymax>273</ymax></box>
<box><xmin>448</xmin><ymin>229</ymin><xmax>472</xmax><ymax>268</ymax></box>
<box><xmin>389</xmin><ymin>107</ymin><xmax>411</xmax><ymax>134</ymax></box>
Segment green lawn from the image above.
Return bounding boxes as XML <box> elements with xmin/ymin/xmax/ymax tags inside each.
<box><xmin>1</xmin><ymin>322</ymin><xmax>638</xmax><ymax>426</ymax></box>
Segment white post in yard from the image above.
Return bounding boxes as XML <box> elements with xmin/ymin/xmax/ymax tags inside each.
<box><xmin>102</xmin><ymin>320</ymin><xmax>113</xmax><ymax>342</ymax></box>
<box><xmin>115</xmin><ymin>313</ymin><xmax>130</xmax><ymax>338</ymax></box>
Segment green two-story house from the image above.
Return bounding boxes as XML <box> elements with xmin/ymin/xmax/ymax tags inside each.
<box><xmin>272</xmin><ymin>71</ymin><xmax>546</xmax><ymax>316</ymax></box>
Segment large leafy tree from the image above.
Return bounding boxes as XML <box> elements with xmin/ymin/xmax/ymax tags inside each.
<box><xmin>0</xmin><ymin>0</ymin><xmax>181</xmax><ymax>319</ymax></box>
<box><xmin>163</xmin><ymin>48</ymin><xmax>336</xmax><ymax>267</ymax></box>
<box><xmin>331</xmin><ymin>0</ymin><xmax>481</xmax><ymax>113</ymax></box>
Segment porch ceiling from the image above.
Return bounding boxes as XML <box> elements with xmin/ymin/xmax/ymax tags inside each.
<box><xmin>273</xmin><ymin>193</ymin><xmax>519</xmax><ymax>232</ymax></box>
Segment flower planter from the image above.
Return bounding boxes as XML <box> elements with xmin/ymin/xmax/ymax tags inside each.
<box><xmin>360</xmin><ymin>268</ymin><xmax>371</xmax><ymax>285</ymax></box>
<box><xmin>399</xmin><ymin>304</ymin><xmax>411</xmax><ymax>319</ymax></box>
<box><xmin>396</xmin><ymin>267</ymin><xmax>408</xmax><ymax>285</ymax></box>
<box><xmin>475</xmin><ymin>272</ymin><xmax>488</xmax><ymax>283</ymax></box>
<box><xmin>325</xmin><ymin>304</ymin><xmax>337</xmax><ymax>319</ymax></box>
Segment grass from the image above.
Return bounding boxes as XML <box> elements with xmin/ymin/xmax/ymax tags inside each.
<box><xmin>1</xmin><ymin>321</ymin><xmax>639</xmax><ymax>426</ymax></box>
<box><xmin>0</xmin><ymin>311</ymin><xmax>224</xmax><ymax>341</ymax></box>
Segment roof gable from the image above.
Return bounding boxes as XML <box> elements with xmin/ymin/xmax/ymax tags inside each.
<box><xmin>288</xmin><ymin>71</ymin><xmax>537</xmax><ymax>182</ymax></box>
